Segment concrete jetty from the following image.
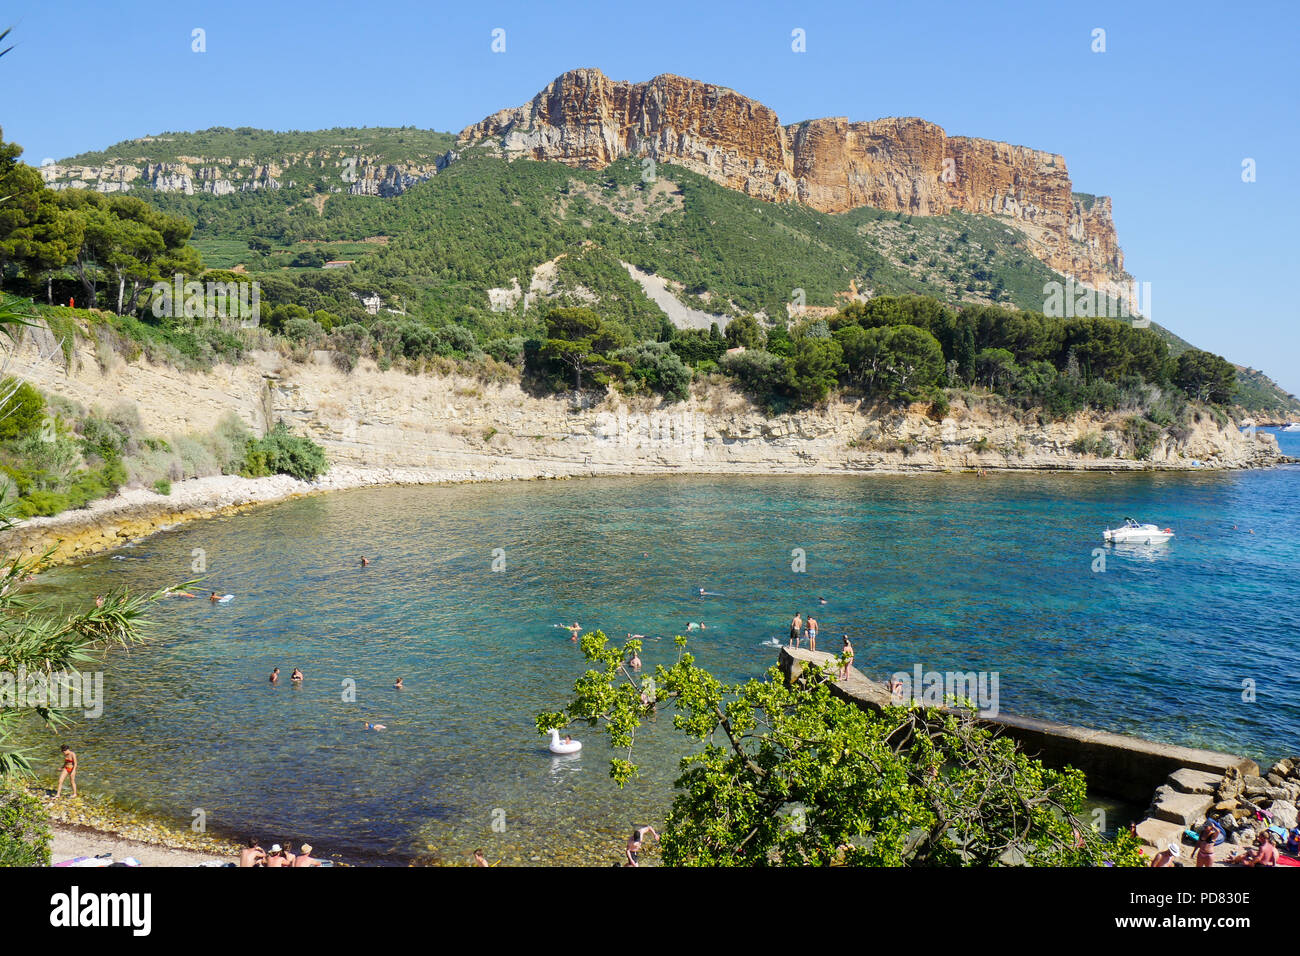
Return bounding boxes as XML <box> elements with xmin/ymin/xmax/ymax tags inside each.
<box><xmin>777</xmin><ymin>647</ymin><xmax>1258</xmax><ymax>804</ymax></box>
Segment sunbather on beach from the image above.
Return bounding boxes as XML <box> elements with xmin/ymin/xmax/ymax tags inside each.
<box><xmin>291</xmin><ymin>843</ymin><xmax>318</xmax><ymax>867</ymax></box>
<box><xmin>239</xmin><ymin>839</ymin><xmax>265</xmax><ymax>867</ymax></box>
<box><xmin>1149</xmin><ymin>842</ymin><xmax>1179</xmax><ymax>867</ymax></box>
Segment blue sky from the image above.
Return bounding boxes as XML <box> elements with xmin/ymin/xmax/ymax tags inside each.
<box><xmin>4</xmin><ymin>0</ymin><xmax>1297</xmax><ymax>394</ymax></box>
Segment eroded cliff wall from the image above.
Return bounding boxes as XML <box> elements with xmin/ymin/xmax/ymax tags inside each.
<box><xmin>460</xmin><ymin>69</ymin><xmax>1129</xmax><ymax>293</ymax></box>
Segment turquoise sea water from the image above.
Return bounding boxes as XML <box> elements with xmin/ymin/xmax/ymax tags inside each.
<box><xmin>23</xmin><ymin>428</ymin><xmax>1300</xmax><ymax>865</ymax></box>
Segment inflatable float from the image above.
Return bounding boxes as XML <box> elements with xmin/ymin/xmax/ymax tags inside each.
<box><xmin>547</xmin><ymin>729</ymin><xmax>581</xmax><ymax>754</ymax></box>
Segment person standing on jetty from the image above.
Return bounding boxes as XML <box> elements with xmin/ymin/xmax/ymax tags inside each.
<box><xmin>839</xmin><ymin>636</ymin><xmax>854</xmax><ymax>680</ymax></box>
<box><xmin>55</xmin><ymin>744</ymin><xmax>77</xmax><ymax>798</ymax></box>
<box><xmin>806</xmin><ymin>613</ymin><xmax>818</xmax><ymax>652</ymax></box>
<box><xmin>788</xmin><ymin>613</ymin><xmax>802</xmax><ymax>649</ymax></box>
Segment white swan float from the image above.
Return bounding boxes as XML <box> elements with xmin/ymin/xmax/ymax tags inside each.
<box><xmin>547</xmin><ymin>729</ymin><xmax>582</xmax><ymax>754</ymax></box>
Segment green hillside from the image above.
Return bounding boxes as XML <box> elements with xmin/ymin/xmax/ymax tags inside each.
<box><xmin>36</xmin><ymin>129</ymin><xmax>1300</xmax><ymax>417</ymax></box>
<box><xmin>62</xmin><ymin>126</ymin><xmax>457</xmax><ymax>170</ymax></box>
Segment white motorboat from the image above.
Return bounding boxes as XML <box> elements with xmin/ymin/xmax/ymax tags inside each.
<box><xmin>1103</xmin><ymin>518</ymin><xmax>1175</xmax><ymax>545</ymax></box>
<box><xmin>1283</xmin><ymin>423</ymin><xmax>1300</xmax><ymax>432</ymax></box>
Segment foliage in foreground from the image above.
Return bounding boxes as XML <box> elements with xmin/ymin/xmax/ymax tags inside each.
<box><xmin>538</xmin><ymin>632</ymin><xmax>1144</xmax><ymax>867</ymax></box>
<box><xmin>0</xmin><ymin>512</ymin><xmax>177</xmax><ymax>777</ymax></box>
<box><xmin>0</xmin><ymin>779</ymin><xmax>51</xmax><ymax>865</ymax></box>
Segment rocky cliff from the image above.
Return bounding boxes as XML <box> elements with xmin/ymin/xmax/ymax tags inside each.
<box><xmin>459</xmin><ymin>69</ymin><xmax>1130</xmax><ymax>297</ymax></box>
<box><xmin>40</xmin><ymin>150</ymin><xmax>445</xmax><ymax>198</ymax></box>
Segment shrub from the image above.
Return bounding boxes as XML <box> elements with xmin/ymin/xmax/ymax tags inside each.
<box><xmin>722</xmin><ymin>348</ymin><xmax>786</xmax><ymax>405</ymax></box>
<box><xmin>1069</xmin><ymin>432</ymin><xmax>1116</xmax><ymax>458</ymax></box>
<box><xmin>153</xmin><ymin>478</ymin><xmax>171</xmax><ymax>495</ymax></box>
<box><xmin>0</xmin><ymin>782</ymin><xmax>51</xmax><ymax>867</ymax></box>
<box><xmin>242</xmin><ymin>421</ymin><xmax>328</xmax><ymax>481</ymax></box>
<box><xmin>611</xmin><ymin>341</ymin><xmax>693</xmax><ymax>403</ymax></box>
<box><xmin>483</xmin><ymin>336</ymin><xmax>526</xmax><ymax>366</ymax></box>
<box><xmin>328</xmin><ymin>323</ymin><xmax>373</xmax><ymax>357</ymax></box>
<box><xmin>429</xmin><ymin>324</ymin><xmax>479</xmax><ymax>359</ymax></box>
<box><xmin>0</xmin><ymin>380</ymin><xmax>46</xmax><ymax>441</ymax></box>
<box><xmin>282</xmin><ymin>318</ymin><xmax>326</xmax><ymax>349</ymax></box>
<box><xmin>1124</xmin><ymin>416</ymin><xmax>1161</xmax><ymax>460</ymax></box>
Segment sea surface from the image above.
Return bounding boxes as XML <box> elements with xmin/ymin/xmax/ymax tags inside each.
<box><xmin>21</xmin><ymin>428</ymin><xmax>1300</xmax><ymax>865</ymax></box>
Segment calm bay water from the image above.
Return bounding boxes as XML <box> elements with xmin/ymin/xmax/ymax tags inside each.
<box><xmin>23</xmin><ymin>428</ymin><xmax>1300</xmax><ymax>865</ymax></box>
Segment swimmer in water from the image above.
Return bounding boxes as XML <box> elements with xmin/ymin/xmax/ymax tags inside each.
<box><xmin>628</xmin><ymin>650</ymin><xmax>641</xmax><ymax>671</ymax></box>
<box><xmin>94</xmin><ymin>594</ymin><xmax>104</xmax><ymax>608</ymax></box>
<box><xmin>566</xmin><ymin>622</ymin><xmax>581</xmax><ymax>642</ymax></box>
<box><xmin>167</xmin><ymin>589</ymin><xmax>197</xmax><ymax>598</ymax></box>
<box><xmin>364</xmin><ymin>722</ymin><xmax>386</xmax><ymax>731</ymax></box>
<box><xmin>291</xmin><ymin>668</ymin><xmax>303</xmax><ymax>683</ymax></box>
<box><xmin>361</xmin><ymin>556</ymin><xmax>370</xmax><ymax>567</ymax></box>
<box><xmin>394</xmin><ymin>677</ymin><xmax>403</xmax><ymax>690</ymax></box>
<box><xmin>473</xmin><ymin>849</ymin><xmax>489</xmax><ymax>867</ymax></box>
<box><xmin>819</xmin><ymin>597</ymin><xmax>827</xmax><ymax>605</ymax></box>
<box><xmin>209</xmin><ymin>592</ymin><xmax>220</xmax><ymax>602</ymax></box>
<box><xmin>686</xmin><ymin>622</ymin><xmax>705</xmax><ymax>631</ymax></box>
<box><xmin>269</xmin><ymin>667</ymin><xmax>279</xmax><ymax>685</ymax></box>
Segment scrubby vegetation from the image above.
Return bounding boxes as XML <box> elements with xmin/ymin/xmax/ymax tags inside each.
<box><xmin>0</xmin><ymin>373</ymin><xmax>327</xmax><ymax>518</ymax></box>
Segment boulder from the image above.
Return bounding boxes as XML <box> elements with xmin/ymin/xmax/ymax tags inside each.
<box><xmin>1217</xmin><ymin>767</ymin><xmax>1244</xmax><ymax>801</ymax></box>
<box><xmin>1229</xmin><ymin>826</ymin><xmax>1257</xmax><ymax>846</ymax></box>
<box><xmin>1266</xmin><ymin>800</ymin><xmax>1298</xmax><ymax>829</ymax></box>
<box><xmin>1268</xmin><ymin>758</ymin><xmax>1294</xmax><ymax>779</ymax></box>
<box><xmin>1243</xmin><ymin>774</ymin><xmax>1271</xmax><ymax>797</ymax></box>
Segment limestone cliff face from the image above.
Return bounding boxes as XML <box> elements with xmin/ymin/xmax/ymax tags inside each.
<box><xmin>460</xmin><ymin>68</ymin><xmax>1129</xmax><ymax>290</ymax></box>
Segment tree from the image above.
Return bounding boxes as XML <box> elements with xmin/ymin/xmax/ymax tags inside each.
<box><xmin>878</xmin><ymin>325</ymin><xmax>944</xmax><ymax>402</ymax></box>
<box><xmin>724</xmin><ymin>314</ymin><xmax>764</xmax><ymax>350</ymax></box>
<box><xmin>538</xmin><ymin>632</ymin><xmax>1144</xmax><ymax>867</ymax></box>
<box><xmin>1173</xmin><ymin>348</ymin><xmax>1237</xmax><ymax>405</ymax></box>
<box><xmin>834</xmin><ymin>324</ymin><xmax>890</xmax><ymax>393</ymax></box>
<box><xmin>51</xmin><ymin>190</ymin><xmax>201</xmax><ymax>314</ymax></box>
<box><xmin>783</xmin><ymin>336</ymin><xmax>843</xmax><ymax>406</ymax></box>
<box><xmin>975</xmin><ymin>347</ymin><xmax>1019</xmax><ymax>391</ymax></box>
<box><xmin>0</xmin><ymin>134</ymin><xmax>83</xmax><ymax>297</ymax></box>
<box><xmin>538</xmin><ymin>307</ymin><xmax>630</xmax><ymax>391</ymax></box>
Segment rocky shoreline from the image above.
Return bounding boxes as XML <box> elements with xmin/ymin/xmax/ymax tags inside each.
<box><xmin>1136</xmin><ymin>757</ymin><xmax>1300</xmax><ymax>865</ymax></box>
<box><xmin>39</xmin><ymin>791</ymin><xmax>241</xmax><ymax>867</ymax></box>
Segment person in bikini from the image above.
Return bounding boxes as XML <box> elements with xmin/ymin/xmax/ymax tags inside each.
<box><xmin>291</xmin><ymin>668</ymin><xmax>303</xmax><ymax>683</ymax></box>
<box><xmin>55</xmin><ymin>744</ymin><xmax>77</xmax><ymax>798</ymax></box>
<box><xmin>839</xmin><ymin>636</ymin><xmax>854</xmax><ymax>680</ymax></box>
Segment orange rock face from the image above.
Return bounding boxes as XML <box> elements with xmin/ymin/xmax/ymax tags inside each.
<box><xmin>459</xmin><ymin>68</ymin><xmax>1128</xmax><ymax>291</ymax></box>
